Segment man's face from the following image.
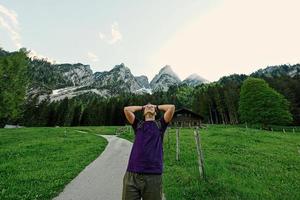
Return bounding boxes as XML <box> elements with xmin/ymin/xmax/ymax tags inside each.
<box><xmin>143</xmin><ymin>104</ymin><xmax>156</xmax><ymax>116</ymax></box>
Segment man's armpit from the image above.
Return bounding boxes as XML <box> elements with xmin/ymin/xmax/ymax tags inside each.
<box><xmin>160</xmin><ymin>116</ymin><xmax>169</xmax><ymax>132</ymax></box>
<box><xmin>131</xmin><ymin>117</ymin><xmax>140</xmax><ymax>131</ymax></box>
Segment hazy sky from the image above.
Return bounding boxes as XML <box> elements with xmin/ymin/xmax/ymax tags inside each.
<box><xmin>1</xmin><ymin>0</ymin><xmax>299</xmax><ymax>82</ymax></box>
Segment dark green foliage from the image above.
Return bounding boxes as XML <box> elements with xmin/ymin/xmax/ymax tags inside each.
<box><xmin>238</xmin><ymin>77</ymin><xmax>293</xmax><ymax>127</ymax></box>
<box><xmin>0</xmin><ymin>49</ymin><xmax>29</xmax><ymax>127</ymax></box>
<box><xmin>1</xmin><ymin>47</ymin><xmax>300</xmax><ymax>127</ymax></box>
<box><xmin>21</xmin><ymin>72</ymin><xmax>300</xmax><ymax>127</ymax></box>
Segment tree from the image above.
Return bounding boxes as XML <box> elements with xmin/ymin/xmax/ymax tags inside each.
<box><xmin>71</xmin><ymin>104</ymin><xmax>82</xmax><ymax>126</ymax></box>
<box><xmin>238</xmin><ymin>77</ymin><xmax>293</xmax><ymax>128</ymax></box>
<box><xmin>0</xmin><ymin>50</ymin><xmax>29</xmax><ymax>127</ymax></box>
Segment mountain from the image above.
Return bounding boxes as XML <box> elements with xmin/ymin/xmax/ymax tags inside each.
<box><xmin>48</xmin><ymin>63</ymin><xmax>145</xmax><ymax>102</ymax></box>
<box><xmin>150</xmin><ymin>65</ymin><xmax>181</xmax><ymax>92</ymax></box>
<box><xmin>92</xmin><ymin>63</ymin><xmax>142</xmax><ymax>94</ymax></box>
<box><xmin>135</xmin><ymin>75</ymin><xmax>150</xmax><ymax>89</ymax></box>
<box><xmin>28</xmin><ymin>60</ymin><xmax>94</xmax><ymax>90</ymax></box>
<box><xmin>250</xmin><ymin>64</ymin><xmax>300</xmax><ymax>78</ymax></box>
<box><xmin>24</xmin><ymin>59</ymin><xmax>300</xmax><ymax>103</ymax></box>
<box><xmin>27</xmin><ymin>61</ymin><xmax>96</xmax><ymax>102</ymax></box>
<box><xmin>182</xmin><ymin>73</ymin><xmax>209</xmax><ymax>86</ymax></box>
<box><xmin>14</xmin><ymin>48</ymin><xmax>300</xmax><ymax>102</ymax></box>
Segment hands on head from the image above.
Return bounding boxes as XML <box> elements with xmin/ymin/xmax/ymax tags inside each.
<box><xmin>142</xmin><ymin>103</ymin><xmax>159</xmax><ymax>114</ymax></box>
<box><xmin>124</xmin><ymin>103</ymin><xmax>174</xmax><ymax>124</ymax></box>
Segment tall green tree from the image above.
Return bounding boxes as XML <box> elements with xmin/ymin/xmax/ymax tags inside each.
<box><xmin>238</xmin><ymin>77</ymin><xmax>293</xmax><ymax>127</ymax></box>
<box><xmin>0</xmin><ymin>49</ymin><xmax>29</xmax><ymax>127</ymax></box>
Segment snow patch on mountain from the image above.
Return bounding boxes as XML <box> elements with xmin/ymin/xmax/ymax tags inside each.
<box><xmin>134</xmin><ymin>87</ymin><xmax>153</xmax><ymax>95</ymax></box>
<box><xmin>50</xmin><ymin>86</ymin><xmax>110</xmax><ymax>102</ymax></box>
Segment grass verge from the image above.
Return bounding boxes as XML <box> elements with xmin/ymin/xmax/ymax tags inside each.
<box><xmin>119</xmin><ymin>125</ymin><xmax>300</xmax><ymax>199</ymax></box>
<box><xmin>0</xmin><ymin>127</ymin><xmax>107</xmax><ymax>200</ymax></box>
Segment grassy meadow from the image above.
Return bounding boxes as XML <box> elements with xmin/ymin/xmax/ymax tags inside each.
<box><xmin>119</xmin><ymin>125</ymin><xmax>300</xmax><ymax>200</ymax></box>
<box><xmin>0</xmin><ymin>125</ymin><xmax>299</xmax><ymax>200</ymax></box>
<box><xmin>0</xmin><ymin>127</ymin><xmax>108</xmax><ymax>200</ymax></box>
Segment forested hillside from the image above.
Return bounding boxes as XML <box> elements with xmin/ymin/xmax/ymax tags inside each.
<box><xmin>1</xmin><ymin>48</ymin><xmax>299</xmax><ymax>127</ymax></box>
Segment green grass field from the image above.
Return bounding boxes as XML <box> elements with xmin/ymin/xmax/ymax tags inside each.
<box><xmin>0</xmin><ymin>127</ymin><xmax>108</xmax><ymax>200</ymax></box>
<box><xmin>1</xmin><ymin>125</ymin><xmax>299</xmax><ymax>200</ymax></box>
<box><xmin>119</xmin><ymin>125</ymin><xmax>300</xmax><ymax>200</ymax></box>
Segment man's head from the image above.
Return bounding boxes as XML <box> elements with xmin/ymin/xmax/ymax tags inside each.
<box><xmin>142</xmin><ymin>102</ymin><xmax>157</xmax><ymax>121</ymax></box>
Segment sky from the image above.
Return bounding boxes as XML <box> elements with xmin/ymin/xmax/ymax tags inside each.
<box><xmin>0</xmin><ymin>0</ymin><xmax>300</xmax><ymax>82</ymax></box>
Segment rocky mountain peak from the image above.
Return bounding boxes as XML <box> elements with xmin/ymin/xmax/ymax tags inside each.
<box><xmin>182</xmin><ymin>73</ymin><xmax>209</xmax><ymax>86</ymax></box>
<box><xmin>135</xmin><ymin>75</ymin><xmax>150</xmax><ymax>89</ymax></box>
<box><xmin>157</xmin><ymin>65</ymin><xmax>181</xmax><ymax>81</ymax></box>
<box><xmin>149</xmin><ymin>65</ymin><xmax>181</xmax><ymax>92</ymax></box>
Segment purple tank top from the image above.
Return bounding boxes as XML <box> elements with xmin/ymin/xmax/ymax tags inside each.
<box><xmin>126</xmin><ymin>116</ymin><xmax>169</xmax><ymax>174</ymax></box>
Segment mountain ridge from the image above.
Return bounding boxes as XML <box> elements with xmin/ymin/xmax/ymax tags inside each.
<box><xmin>2</xmin><ymin>48</ymin><xmax>299</xmax><ymax>102</ymax></box>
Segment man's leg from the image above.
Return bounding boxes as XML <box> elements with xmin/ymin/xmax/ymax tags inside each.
<box><xmin>122</xmin><ymin>171</ymin><xmax>142</xmax><ymax>200</ymax></box>
<box><xmin>141</xmin><ymin>174</ymin><xmax>162</xmax><ymax>200</ymax></box>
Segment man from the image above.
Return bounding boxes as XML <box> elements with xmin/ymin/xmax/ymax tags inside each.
<box><xmin>122</xmin><ymin>103</ymin><xmax>175</xmax><ymax>200</ymax></box>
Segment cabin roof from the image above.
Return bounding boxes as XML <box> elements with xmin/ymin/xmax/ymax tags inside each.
<box><xmin>174</xmin><ymin>107</ymin><xmax>204</xmax><ymax>120</ymax></box>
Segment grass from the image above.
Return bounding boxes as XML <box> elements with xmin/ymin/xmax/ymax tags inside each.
<box><xmin>119</xmin><ymin>125</ymin><xmax>300</xmax><ymax>200</ymax></box>
<box><xmin>1</xmin><ymin>125</ymin><xmax>299</xmax><ymax>200</ymax></box>
<box><xmin>0</xmin><ymin>127</ymin><xmax>108</xmax><ymax>200</ymax></box>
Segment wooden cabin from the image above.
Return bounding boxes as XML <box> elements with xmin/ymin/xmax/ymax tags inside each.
<box><xmin>169</xmin><ymin>107</ymin><xmax>204</xmax><ymax>128</ymax></box>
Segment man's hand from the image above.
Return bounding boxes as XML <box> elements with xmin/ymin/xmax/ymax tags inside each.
<box><xmin>157</xmin><ymin>104</ymin><xmax>175</xmax><ymax>123</ymax></box>
<box><xmin>124</xmin><ymin>106</ymin><xmax>143</xmax><ymax>124</ymax></box>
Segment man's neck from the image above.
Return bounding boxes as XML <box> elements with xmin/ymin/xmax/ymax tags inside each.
<box><xmin>145</xmin><ymin>114</ymin><xmax>155</xmax><ymax>121</ymax></box>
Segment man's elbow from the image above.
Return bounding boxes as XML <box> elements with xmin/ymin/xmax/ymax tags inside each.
<box><xmin>170</xmin><ymin>105</ymin><xmax>175</xmax><ymax>111</ymax></box>
<box><xmin>124</xmin><ymin>107</ymin><xmax>128</xmax><ymax>112</ymax></box>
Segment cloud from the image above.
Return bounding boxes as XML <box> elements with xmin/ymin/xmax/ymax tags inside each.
<box><xmin>0</xmin><ymin>4</ymin><xmax>57</xmax><ymax>63</ymax></box>
<box><xmin>0</xmin><ymin>4</ymin><xmax>21</xmax><ymax>48</ymax></box>
<box><xmin>0</xmin><ymin>4</ymin><xmax>18</xmax><ymax>27</ymax></box>
<box><xmin>98</xmin><ymin>22</ymin><xmax>122</xmax><ymax>44</ymax></box>
<box><xmin>98</xmin><ymin>32</ymin><xmax>105</xmax><ymax>40</ymax></box>
<box><xmin>28</xmin><ymin>49</ymin><xmax>57</xmax><ymax>64</ymax></box>
<box><xmin>87</xmin><ymin>51</ymin><xmax>99</xmax><ymax>62</ymax></box>
<box><xmin>108</xmin><ymin>22</ymin><xmax>122</xmax><ymax>44</ymax></box>
<box><xmin>150</xmin><ymin>0</ymin><xmax>300</xmax><ymax>82</ymax></box>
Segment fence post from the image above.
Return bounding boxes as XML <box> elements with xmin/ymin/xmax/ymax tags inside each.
<box><xmin>194</xmin><ymin>126</ymin><xmax>205</xmax><ymax>179</ymax></box>
<box><xmin>176</xmin><ymin>127</ymin><xmax>179</xmax><ymax>161</ymax></box>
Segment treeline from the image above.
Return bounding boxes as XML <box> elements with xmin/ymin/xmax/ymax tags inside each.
<box><xmin>1</xmin><ymin>47</ymin><xmax>299</xmax><ymax>127</ymax></box>
<box><xmin>22</xmin><ymin>74</ymin><xmax>299</xmax><ymax>127</ymax></box>
<box><xmin>22</xmin><ymin>91</ymin><xmax>182</xmax><ymax>127</ymax></box>
<box><xmin>190</xmin><ymin>74</ymin><xmax>300</xmax><ymax>125</ymax></box>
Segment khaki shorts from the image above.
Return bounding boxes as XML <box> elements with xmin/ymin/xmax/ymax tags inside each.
<box><xmin>122</xmin><ymin>171</ymin><xmax>163</xmax><ymax>200</ymax></box>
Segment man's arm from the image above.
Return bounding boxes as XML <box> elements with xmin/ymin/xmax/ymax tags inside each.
<box><xmin>158</xmin><ymin>104</ymin><xmax>175</xmax><ymax>123</ymax></box>
<box><xmin>124</xmin><ymin>106</ymin><xmax>143</xmax><ymax>124</ymax></box>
